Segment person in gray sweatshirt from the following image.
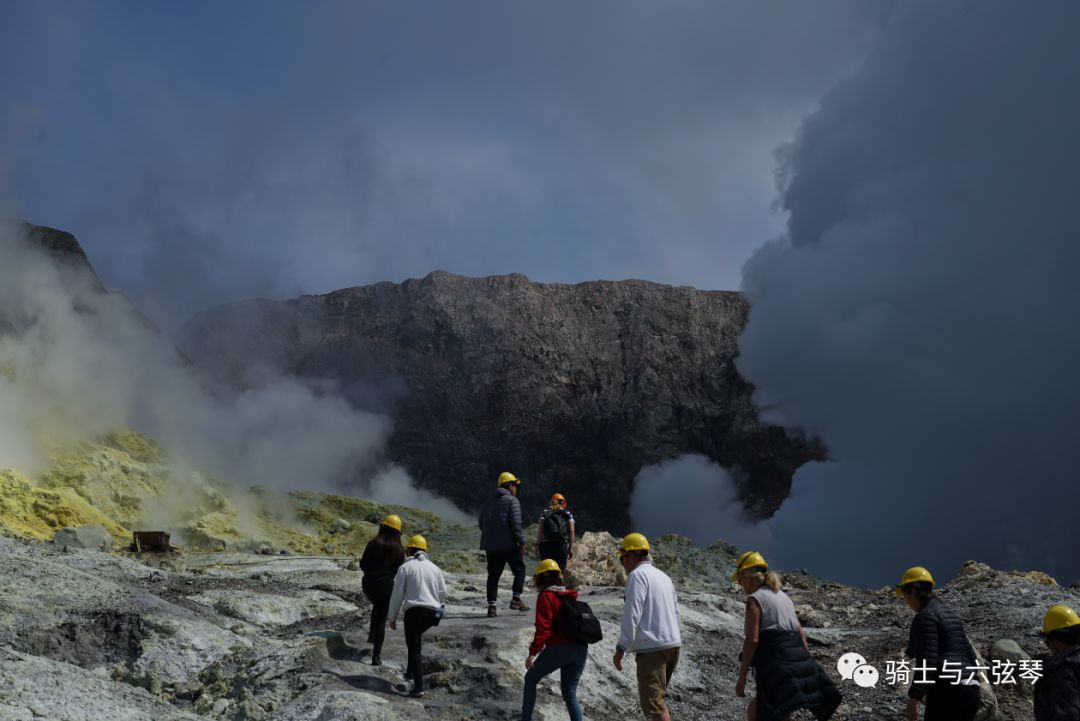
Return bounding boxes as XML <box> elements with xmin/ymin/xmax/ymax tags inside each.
<box><xmin>388</xmin><ymin>534</ymin><xmax>447</xmax><ymax>698</ymax></box>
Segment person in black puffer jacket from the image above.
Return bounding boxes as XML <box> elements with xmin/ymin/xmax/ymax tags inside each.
<box><xmin>1035</xmin><ymin>604</ymin><xmax>1080</xmax><ymax>721</ymax></box>
<box><xmin>359</xmin><ymin>514</ymin><xmax>406</xmax><ymax>665</ymax></box>
<box><xmin>896</xmin><ymin>566</ymin><xmax>980</xmax><ymax>721</ymax></box>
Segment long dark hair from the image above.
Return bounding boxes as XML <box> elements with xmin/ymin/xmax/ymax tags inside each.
<box><xmin>370</xmin><ymin>525</ymin><xmax>405</xmax><ymax>564</ymax></box>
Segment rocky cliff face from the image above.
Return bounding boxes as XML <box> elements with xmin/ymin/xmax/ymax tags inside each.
<box><xmin>178</xmin><ymin>271</ymin><xmax>823</xmax><ymax>531</ymax></box>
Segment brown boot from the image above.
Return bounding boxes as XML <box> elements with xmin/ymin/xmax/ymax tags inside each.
<box><xmin>509</xmin><ymin>596</ymin><xmax>529</xmax><ymax>611</ymax></box>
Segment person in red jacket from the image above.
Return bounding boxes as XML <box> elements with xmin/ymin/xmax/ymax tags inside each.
<box><xmin>522</xmin><ymin>558</ymin><xmax>589</xmax><ymax>721</ymax></box>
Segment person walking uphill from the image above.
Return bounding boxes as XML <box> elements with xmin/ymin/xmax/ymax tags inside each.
<box><xmin>1034</xmin><ymin>604</ymin><xmax>1080</xmax><ymax>721</ymax></box>
<box><xmin>732</xmin><ymin>551</ymin><xmax>840</xmax><ymax>721</ymax></box>
<box><xmin>359</xmin><ymin>514</ymin><xmax>406</xmax><ymax>666</ymax></box>
<box><xmin>522</xmin><ymin>559</ymin><xmax>589</xmax><ymax>721</ymax></box>
<box><xmin>536</xmin><ymin>493</ymin><xmax>575</xmax><ymax>574</ymax></box>
<box><xmin>613</xmin><ymin>533</ymin><xmax>681</xmax><ymax>721</ymax></box>
<box><xmin>388</xmin><ymin>535</ymin><xmax>447</xmax><ymax>698</ymax></box>
<box><xmin>479</xmin><ymin>471</ymin><xmax>528</xmax><ymax>617</ymax></box>
<box><xmin>896</xmin><ymin>566</ymin><xmax>980</xmax><ymax>721</ymax></box>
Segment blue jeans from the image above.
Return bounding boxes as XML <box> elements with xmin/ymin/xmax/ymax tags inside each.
<box><xmin>522</xmin><ymin>643</ymin><xmax>588</xmax><ymax>721</ymax></box>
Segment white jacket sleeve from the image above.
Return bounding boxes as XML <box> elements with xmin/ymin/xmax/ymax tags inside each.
<box><xmin>388</xmin><ymin>565</ymin><xmax>406</xmax><ymax>623</ymax></box>
<box><xmin>617</xmin><ymin>571</ymin><xmax>646</xmax><ymax>652</ymax></box>
<box><xmin>437</xmin><ymin>569</ymin><xmax>447</xmax><ymax>605</ymax></box>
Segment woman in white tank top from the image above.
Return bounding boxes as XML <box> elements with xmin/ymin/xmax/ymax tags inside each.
<box><xmin>733</xmin><ymin>551</ymin><xmax>841</xmax><ymax>721</ymax></box>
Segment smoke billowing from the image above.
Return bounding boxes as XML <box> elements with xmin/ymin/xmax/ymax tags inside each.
<box><xmin>0</xmin><ymin>220</ymin><xmax>465</xmax><ymax>523</ymax></box>
<box><xmin>630</xmin><ymin>455</ymin><xmax>771</xmax><ymax>551</ymax></box>
<box><xmin>739</xmin><ymin>1</ymin><xmax>1080</xmax><ymax>585</ymax></box>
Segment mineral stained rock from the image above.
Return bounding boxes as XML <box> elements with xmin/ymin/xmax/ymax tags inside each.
<box><xmin>178</xmin><ymin>271</ymin><xmax>824</xmax><ymax>530</ymax></box>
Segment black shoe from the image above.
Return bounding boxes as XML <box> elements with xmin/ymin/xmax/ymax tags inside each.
<box><xmin>487</xmin><ymin>605</ymin><xmax>497</xmax><ymax>618</ymax></box>
<box><xmin>409</xmin><ymin>688</ymin><xmax>426</xmax><ymax>698</ymax></box>
<box><xmin>371</xmin><ymin>654</ymin><xmax>382</xmax><ymax>666</ymax></box>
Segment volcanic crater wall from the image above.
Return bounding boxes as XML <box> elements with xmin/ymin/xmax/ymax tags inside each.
<box><xmin>177</xmin><ymin>270</ymin><xmax>822</xmax><ymax>531</ymax></box>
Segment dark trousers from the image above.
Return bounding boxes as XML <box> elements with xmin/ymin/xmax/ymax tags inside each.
<box><xmin>365</xmin><ymin>591</ymin><xmax>391</xmax><ymax>656</ymax></box>
<box><xmin>404</xmin><ymin>606</ymin><xmax>440</xmax><ymax>692</ymax></box>
<box><xmin>486</xmin><ymin>548</ymin><xmax>526</xmax><ymax>604</ymax></box>
<box><xmin>538</xmin><ymin>540</ymin><xmax>569</xmax><ymax>573</ymax></box>
<box><xmin>925</xmin><ymin>684</ymin><xmax>980</xmax><ymax>721</ymax></box>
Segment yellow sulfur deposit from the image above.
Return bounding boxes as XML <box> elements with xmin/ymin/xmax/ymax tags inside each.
<box><xmin>0</xmin><ymin>468</ymin><xmax>129</xmax><ymax>543</ymax></box>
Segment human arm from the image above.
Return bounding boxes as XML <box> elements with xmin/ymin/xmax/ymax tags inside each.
<box><xmin>908</xmin><ymin>613</ymin><xmax>939</xmax><ymax>701</ymax></box>
<box><xmin>437</xmin><ymin>569</ymin><xmax>447</xmax><ymax>605</ymax></box>
<box><xmin>528</xmin><ymin>591</ymin><xmax>556</xmax><ymax>656</ymax></box>
<box><xmin>387</xmin><ymin>566</ymin><xmax>406</xmax><ymax>629</ymax></box>
<box><xmin>536</xmin><ymin>514</ymin><xmax>544</xmax><ymax>548</ymax></box>
<box><xmin>510</xmin><ymin>497</ymin><xmax>526</xmax><ymax>548</ymax></box>
<box><xmin>736</xmin><ymin>597</ymin><xmax>761</xmax><ymax>698</ymax></box>
<box><xmin>567</xmin><ymin>517</ymin><xmax>575</xmax><ymax>558</ymax></box>
<box><xmin>617</xmin><ymin>572</ymin><xmax>645</xmax><ymax>655</ymax></box>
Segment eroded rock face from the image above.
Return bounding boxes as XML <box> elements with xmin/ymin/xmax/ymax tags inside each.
<box><xmin>178</xmin><ymin>271</ymin><xmax>824</xmax><ymax>530</ymax></box>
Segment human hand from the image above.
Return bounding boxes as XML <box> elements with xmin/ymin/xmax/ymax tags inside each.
<box><xmin>735</xmin><ymin>675</ymin><xmax>746</xmax><ymax>698</ymax></box>
<box><xmin>613</xmin><ymin>649</ymin><xmax>624</xmax><ymax>671</ymax></box>
<box><xmin>525</xmin><ymin>655</ymin><xmax>535</xmax><ymax>670</ymax></box>
<box><xmin>905</xmin><ymin>698</ymin><xmax>920</xmax><ymax>721</ymax></box>
<box><xmin>388</xmin><ymin>620</ymin><xmax>397</xmax><ymax>631</ymax></box>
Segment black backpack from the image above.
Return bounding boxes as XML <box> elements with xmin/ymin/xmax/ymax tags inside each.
<box><xmin>541</xmin><ymin>509</ymin><xmax>570</xmax><ymax>543</ymax></box>
<box><xmin>560</xmin><ymin>596</ymin><xmax>603</xmax><ymax>644</ymax></box>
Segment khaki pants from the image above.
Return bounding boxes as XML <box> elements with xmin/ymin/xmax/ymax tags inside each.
<box><xmin>635</xmin><ymin>647</ymin><xmax>680</xmax><ymax>716</ymax></box>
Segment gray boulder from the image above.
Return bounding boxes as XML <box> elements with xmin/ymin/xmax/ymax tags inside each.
<box><xmin>53</xmin><ymin>526</ymin><xmax>113</xmax><ymax>552</ymax></box>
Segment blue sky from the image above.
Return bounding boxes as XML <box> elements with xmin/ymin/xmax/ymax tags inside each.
<box><xmin>1</xmin><ymin>1</ymin><xmax>888</xmax><ymax>326</ymax></box>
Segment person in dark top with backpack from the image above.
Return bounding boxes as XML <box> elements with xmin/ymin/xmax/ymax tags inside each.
<box><xmin>358</xmin><ymin>514</ymin><xmax>405</xmax><ymax>666</ymax></box>
<box><xmin>896</xmin><ymin>566</ymin><xmax>980</xmax><ymax>721</ymax></box>
<box><xmin>1035</xmin><ymin>604</ymin><xmax>1080</xmax><ymax>721</ymax></box>
<box><xmin>522</xmin><ymin>558</ymin><xmax>591</xmax><ymax>721</ymax></box>
<box><xmin>480</xmin><ymin>471</ymin><xmax>529</xmax><ymax>616</ymax></box>
<box><xmin>536</xmin><ymin>493</ymin><xmax>575</xmax><ymax>573</ymax></box>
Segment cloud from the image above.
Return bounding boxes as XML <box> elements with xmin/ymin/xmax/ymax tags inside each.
<box><xmin>1</xmin><ymin>1</ymin><xmax>890</xmax><ymax>328</ymax></box>
<box><xmin>0</xmin><ymin>220</ymin><xmax>463</xmax><ymax>523</ymax></box>
<box><xmin>630</xmin><ymin>454</ymin><xmax>772</xmax><ymax>550</ymax></box>
<box><xmin>738</xmin><ymin>0</ymin><xmax>1080</xmax><ymax>585</ymax></box>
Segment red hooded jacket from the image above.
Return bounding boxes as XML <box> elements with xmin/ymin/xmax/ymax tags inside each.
<box><xmin>529</xmin><ymin>586</ymin><xmax>583</xmax><ymax>655</ymax></box>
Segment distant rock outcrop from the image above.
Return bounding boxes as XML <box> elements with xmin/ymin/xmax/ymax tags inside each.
<box><xmin>178</xmin><ymin>271</ymin><xmax>824</xmax><ymax>530</ymax></box>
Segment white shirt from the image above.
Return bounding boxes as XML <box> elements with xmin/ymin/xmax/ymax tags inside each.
<box><xmin>388</xmin><ymin>552</ymin><xmax>447</xmax><ymax>622</ymax></box>
<box><xmin>617</xmin><ymin>560</ymin><xmax>682</xmax><ymax>653</ymax></box>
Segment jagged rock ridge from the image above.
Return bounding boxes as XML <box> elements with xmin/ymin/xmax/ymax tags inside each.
<box><xmin>178</xmin><ymin>270</ymin><xmax>823</xmax><ymax>531</ymax></box>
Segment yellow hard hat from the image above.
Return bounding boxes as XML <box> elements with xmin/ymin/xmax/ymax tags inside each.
<box><xmin>895</xmin><ymin>566</ymin><xmax>935</xmax><ymax>596</ymax></box>
<box><xmin>534</xmin><ymin>558</ymin><xmax>562</xmax><ymax>580</ymax></box>
<box><xmin>550</xmin><ymin>493</ymin><xmax>566</xmax><ymax>505</ymax></box>
<box><xmin>1043</xmin><ymin>604</ymin><xmax>1080</xmax><ymax>635</ymax></box>
<box><xmin>732</xmin><ymin>551</ymin><xmax>768</xmax><ymax>580</ymax></box>
<box><xmin>381</xmin><ymin>514</ymin><xmax>402</xmax><ymax>532</ymax></box>
<box><xmin>405</xmin><ymin>534</ymin><xmax>427</xmax><ymax>551</ymax></box>
<box><xmin>498</xmin><ymin>471</ymin><xmax>519</xmax><ymax>486</ymax></box>
<box><xmin>620</xmin><ymin>532</ymin><xmax>651</xmax><ymax>553</ymax></box>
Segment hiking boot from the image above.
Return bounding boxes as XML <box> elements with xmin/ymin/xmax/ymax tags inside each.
<box><xmin>487</xmin><ymin>605</ymin><xmax>497</xmax><ymax>618</ymax></box>
<box><xmin>371</xmin><ymin>654</ymin><xmax>381</xmax><ymax>666</ymax></box>
<box><xmin>409</xmin><ymin>688</ymin><xmax>426</xmax><ymax>698</ymax></box>
<box><xmin>509</xmin><ymin>597</ymin><xmax>529</xmax><ymax>611</ymax></box>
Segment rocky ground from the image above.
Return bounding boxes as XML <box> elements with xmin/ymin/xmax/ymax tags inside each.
<box><xmin>1</xmin><ymin>528</ymin><xmax>1073</xmax><ymax>721</ymax></box>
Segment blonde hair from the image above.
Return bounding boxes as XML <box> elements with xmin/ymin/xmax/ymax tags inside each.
<box><xmin>745</xmin><ymin>568</ymin><xmax>782</xmax><ymax>592</ymax></box>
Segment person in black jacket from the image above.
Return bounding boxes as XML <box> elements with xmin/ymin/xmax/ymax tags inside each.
<box><xmin>1035</xmin><ymin>604</ymin><xmax>1080</xmax><ymax>721</ymax></box>
<box><xmin>896</xmin><ymin>566</ymin><xmax>980</xmax><ymax>721</ymax></box>
<box><xmin>359</xmin><ymin>514</ymin><xmax>406</xmax><ymax>665</ymax></box>
<box><xmin>479</xmin><ymin>471</ymin><xmax>528</xmax><ymax>617</ymax></box>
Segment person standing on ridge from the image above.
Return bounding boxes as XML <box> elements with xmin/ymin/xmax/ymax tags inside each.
<box><xmin>896</xmin><ymin>566</ymin><xmax>980</xmax><ymax>721</ymax></box>
<box><xmin>536</xmin><ymin>493</ymin><xmax>575</xmax><ymax>574</ymax></box>
<box><xmin>358</xmin><ymin>514</ymin><xmax>405</xmax><ymax>666</ymax></box>
<box><xmin>613</xmin><ymin>533</ymin><xmax>681</xmax><ymax>721</ymax></box>
<box><xmin>479</xmin><ymin>470</ymin><xmax>528</xmax><ymax>616</ymax></box>
<box><xmin>1035</xmin><ymin>604</ymin><xmax>1080</xmax><ymax>721</ymax></box>
<box><xmin>521</xmin><ymin>558</ymin><xmax>589</xmax><ymax>721</ymax></box>
<box><xmin>388</xmin><ymin>534</ymin><xmax>447</xmax><ymax>698</ymax></box>
<box><xmin>732</xmin><ymin>550</ymin><xmax>840</xmax><ymax>721</ymax></box>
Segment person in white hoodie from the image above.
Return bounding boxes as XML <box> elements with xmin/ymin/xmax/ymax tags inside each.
<box><xmin>612</xmin><ymin>533</ymin><xmax>681</xmax><ymax>721</ymax></box>
<box><xmin>388</xmin><ymin>534</ymin><xmax>447</xmax><ymax>697</ymax></box>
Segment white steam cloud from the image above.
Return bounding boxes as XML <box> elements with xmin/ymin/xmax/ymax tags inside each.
<box><xmin>630</xmin><ymin>454</ymin><xmax>772</xmax><ymax>550</ymax></box>
<box><xmin>0</xmin><ymin>219</ymin><xmax>462</xmax><ymax>521</ymax></box>
<box><xmin>738</xmin><ymin>1</ymin><xmax>1080</xmax><ymax>585</ymax></box>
